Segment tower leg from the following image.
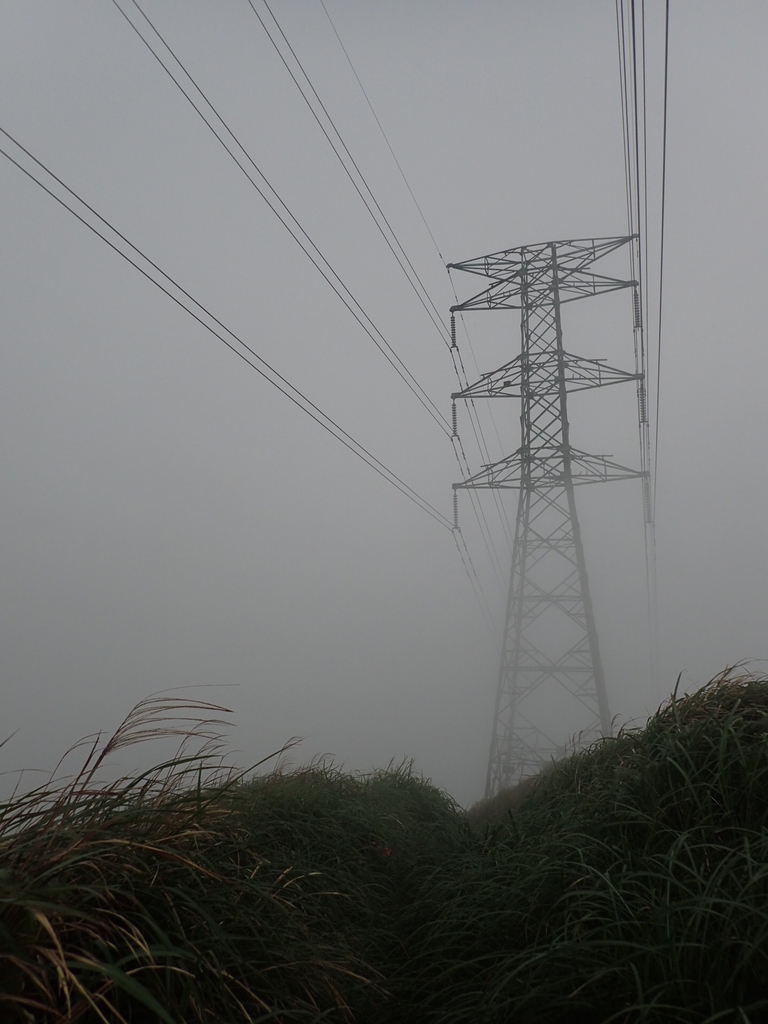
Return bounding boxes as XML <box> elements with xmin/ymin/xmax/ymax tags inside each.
<box><xmin>485</xmin><ymin>485</ymin><xmax>609</xmax><ymax>797</ymax></box>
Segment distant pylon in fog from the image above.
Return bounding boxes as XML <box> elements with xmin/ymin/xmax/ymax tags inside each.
<box><xmin>448</xmin><ymin>236</ymin><xmax>651</xmax><ymax>798</ymax></box>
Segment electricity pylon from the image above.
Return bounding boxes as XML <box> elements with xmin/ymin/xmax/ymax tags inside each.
<box><xmin>448</xmin><ymin>236</ymin><xmax>649</xmax><ymax>798</ymax></box>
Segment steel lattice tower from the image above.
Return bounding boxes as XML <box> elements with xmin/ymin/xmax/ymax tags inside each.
<box><xmin>448</xmin><ymin>236</ymin><xmax>649</xmax><ymax>798</ymax></box>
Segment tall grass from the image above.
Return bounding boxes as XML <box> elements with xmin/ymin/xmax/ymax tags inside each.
<box><xmin>401</xmin><ymin>670</ymin><xmax>768</xmax><ymax>1023</ymax></box>
<box><xmin>0</xmin><ymin>696</ymin><xmax>459</xmax><ymax>1022</ymax></box>
<box><xmin>2</xmin><ymin>671</ymin><xmax>768</xmax><ymax>1022</ymax></box>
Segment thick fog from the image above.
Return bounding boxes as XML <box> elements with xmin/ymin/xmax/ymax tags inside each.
<box><xmin>1</xmin><ymin>2</ymin><xmax>766</xmax><ymax>806</ymax></box>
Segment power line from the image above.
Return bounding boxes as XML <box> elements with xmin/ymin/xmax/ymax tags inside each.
<box><xmin>316</xmin><ymin>0</ymin><xmax>515</xmax><ymax>557</ymax></box>
<box><xmin>452</xmin><ymin>528</ymin><xmax>498</xmax><ymax>640</ymax></box>
<box><xmin>115</xmin><ymin>0</ymin><xmax>506</xmax><ymax>632</ymax></box>
<box><xmin>248</xmin><ymin>0</ymin><xmax>453</xmax><ymax>352</ymax></box>
<box><xmin>318</xmin><ymin>0</ymin><xmax>447</xmax><ymax>266</ymax></box>
<box><xmin>447</xmin><ymin>276</ymin><xmax>516</xmax><ymax>557</ymax></box>
<box><xmin>0</xmin><ymin>128</ymin><xmax>453</xmax><ymax>532</ymax></box>
<box><xmin>318</xmin><ymin>0</ymin><xmax>513</xmax><ymax>533</ymax></box>
<box><xmin>616</xmin><ymin>0</ymin><xmax>635</xmax><ymax>248</ymax></box>
<box><xmin>630</xmin><ymin>0</ymin><xmax>645</xmax><ymax>311</ymax></box>
<box><xmin>4</xmin><ymin>136</ymin><xmax>500</xmax><ymax>645</ymax></box>
<box><xmin>451</xmin><ymin>432</ymin><xmax>508</xmax><ymax>593</ymax></box>
<box><xmin>112</xmin><ymin>0</ymin><xmax>501</xmax><ymax>630</ymax></box>
<box><xmin>258</xmin><ymin>0</ymin><xmax>512</xmax><ymax>598</ymax></box>
<box><xmin>641</xmin><ymin>1</ymin><xmax>651</xmax><ymax>350</ymax></box>
<box><xmin>110</xmin><ymin>0</ymin><xmax>451</xmax><ymax>440</ymax></box>
<box><xmin>615</xmin><ymin>0</ymin><xmax>660</xmax><ymax>691</ymax></box>
<box><xmin>315</xmin><ymin>0</ymin><xmax>516</xmax><ymax>582</ymax></box>
<box><xmin>653</xmin><ymin>0</ymin><xmax>670</xmax><ymax>521</ymax></box>
<box><xmin>291</xmin><ymin>0</ymin><xmax>514</xmax><ymax>585</ymax></box>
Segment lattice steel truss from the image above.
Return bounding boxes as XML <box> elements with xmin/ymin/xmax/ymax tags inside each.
<box><xmin>448</xmin><ymin>236</ymin><xmax>648</xmax><ymax>798</ymax></box>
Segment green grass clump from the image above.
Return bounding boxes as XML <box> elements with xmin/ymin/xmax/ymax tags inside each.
<box><xmin>2</xmin><ymin>671</ymin><xmax>768</xmax><ymax>1022</ymax></box>
<box><xmin>402</xmin><ymin>671</ymin><xmax>768</xmax><ymax>1023</ymax></box>
<box><xmin>0</xmin><ymin>697</ymin><xmax>461</xmax><ymax>1023</ymax></box>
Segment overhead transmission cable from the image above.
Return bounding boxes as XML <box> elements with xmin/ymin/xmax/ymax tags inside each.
<box><xmin>247</xmin><ymin>0</ymin><xmax>509</xmax><ymax>594</ymax></box>
<box><xmin>616</xmin><ymin>1</ymin><xmax>635</xmax><ymax>273</ymax></box>
<box><xmin>314</xmin><ymin>1</ymin><xmax>514</xmax><ymax>571</ymax></box>
<box><xmin>113</xmin><ymin>0</ymin><xmax>501</xmax><ymax>629</ymax></box>
<box><xmin>248</xmin><ymin>0</ymin><xmax>512</xmax><ymax>581</ymax></box>
<box><xmin>633</xmin><ymin>0</ymin><xmax>658</xmax><ymax>689</ymax></box>
<box><xmin>615</xmin><ymin>0</ymin><xmax>660</xmax><ymax>688</ymax></box>
<box><xmin>249</xmin><ymin>0</ymin><xmax>512</xmax><ymax>591</ymax></box>
<box><xmin>452</xmin><ymin>527</ymin><xmax>498</xmax><ymax>641</ymax></box>
<box><xmin>319</xmin><ymin>0</ymin><xmax>512</xmax><ymax>503</ymax></box>
<box><xmin>318</xmin><ymin>0</ymin><xmax>446</xmax><ymax>266</ymax></box>
<box><xmin>0</xmin><ymin>128</ymin><xmax>452</xmax><ymax>532</ymax></box>
<box><xmin>247</xmin><ymin>0</ymin><xmax>452</xmax><ymax>352</ymax></box>
<box><xmin>110</xmin><ymin>0</ymin><xmax>450</xmax><ymax>441</ymax></box>
<box><xmin>264</xmin><ymin>1</ymin><xmax>505</xmax><ymax>610</ymax></box>
<box><xmin>653</xmin><ymin>0</ymin><xmax>670</xmax><ymax>521</ymax></box>
<box><xmin>641</xmin><ymin>1</ymin><xmax>651</xmax><ymax>355</ymax></box>
<box><xmin>447</xmin><ymin>277</ymin><xmax>515</xmax><ymax>556</ymax></box>
<box><xmin>630</xmin><ymin>2</ymin><xmax>645</xmax><ymax>313</ymax></box>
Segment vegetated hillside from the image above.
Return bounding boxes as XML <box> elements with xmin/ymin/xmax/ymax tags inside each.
<box><xmin>2</xmin><ymin>672</ymin><xmax>768</xmax><ymax>1023</ymax></box>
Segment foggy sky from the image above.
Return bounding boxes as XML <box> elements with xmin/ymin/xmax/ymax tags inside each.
<box><xmin>1</xmin><ymin>2</ymin><xmax>766</xmax><ymax>805</ymax></box>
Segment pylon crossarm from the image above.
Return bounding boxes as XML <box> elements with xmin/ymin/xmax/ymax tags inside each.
<box><xmin>556</xmin><ymin>269</ymin><xmax>637</xmax><ymax>303</ymax></box>
<box><xmin>451</xmin><ymin>351</ymin><xmax>641</xmax><ymax>400</ymax></box>
<box><xmin>453</xmin><ymin>448</ymin><xmax>644</xmax><ymax>489</ymax></box>
<box><xmin>450</xmin><ymin>271</ymin><xmax>636</xmax><ymax>312</ymax></box>
<box><xmin>448</xmin><ymin>236</ymin><xmax>638</xmax><ymax>311</ymax></box>
<box><xmin>568</xmin><ymin>449</ymin><xmax>648</xmax><ymax>483</ymax></box>
<box><xmin>447</xmin><ymin>234</ymin><xmax>636</xmax><ymax>281</ymax></box>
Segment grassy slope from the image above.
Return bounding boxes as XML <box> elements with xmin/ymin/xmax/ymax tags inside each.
<box><xmin>2</xmin><ymin>673</ymin><xmax>768</xmax><ymax>1023</ymax></box>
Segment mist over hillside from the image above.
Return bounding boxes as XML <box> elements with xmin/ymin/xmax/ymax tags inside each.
<box><xmin>1</xmin><ymin>2</ymin><xmax>766</xmax><ymax>807</ymax></box>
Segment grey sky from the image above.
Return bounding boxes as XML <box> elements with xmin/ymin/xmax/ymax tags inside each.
<box><xmin>1</xmin><ymin>2</ymin><xmax>766</xmax><ymax>805</ymax></box>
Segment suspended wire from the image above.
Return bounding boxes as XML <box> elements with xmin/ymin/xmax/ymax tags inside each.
<box><xmin>310</xmin><ymin>1</ymin><xmax>514</xmax><ymax>571</ymax></box>
<box><xmin>455</xmin><ymin>306</ymin><xmax>507</xmax><ymax>460</ymax></box>
<box><xmin>252</xmin><ymin>0</ymin><xmax>509</xmax><ymax>610</ymax></box>
<box><xmin>116</xmin><ymin>0</ymin><xmax>506</xmax><ymax>626</ymax></box>
<box><xmin>616</xmin><ymin>1</ymin><xmax>635</xmax><ymax>255</ymax></box>
<box><xmin>630</xmin><ymin>1</ymin><xmax>652</xmax><ymax>506</ymax></box>
<box><xmin>630</xmin><ymin>1</ymin><xmax>645</xmax><ymax>311</ymax></box>
<box><xmin>445</xmin><ymin>313</ymin><xmax>511</xmax><ymax>588</ymax></box>
<box><xmin>110</xmin><ymin>0</ymin><xmax>451</xmax><ymax>440</ymax></box>
<box><xmin>637</xmin><ymin>0</ymin><xmax>659</xmax><ymax>691</ymax></box>
<box><xmin>641</xmin><ymin>2</ymin><xmax>651</xmax><ymax>347</ymax></box>
<box><xmin>115</xmin><ymin>0</ymin><xmax>506</xmax><ymax>630</ymax></box>
<box><xmin>452</xmin><ymin>528</ymin><xmax>498</xmax><ymax>639</ymax></box>
<box><xmin>615</xmin><ymin>0</ymin><xmax>660</xmax><ymax>690</ymax></box>
<box><xmin>318</xmin><ymin>0</ymin><xmax>446</xmax><ymax>266</ymax></box>
<box><xmin>0</xmin><ymin>128</ymin><xmax>453</xmax><ymax>532</ymax></box>
<box><xmin>452</xmin><ymin>397</ymin><xmax>514</xmax><ymax>570</ymax></box>
<box><xmin>318</xmin><ymin>0</ymin><xmax>509</xmax><ymax>494</ymax></box>
<box><xmin>451</xmin><ymin>438</ymin><xmax>508</xmax><ymax>592</ymax></box>
<box><xmin>447</xmin><ymin>271</ymin><xmax>516</xmax><ymax>555</ymax></box>
<box><xmin>247</xmin><ymin>0</ymin><xmax>452</xmax><ymax>352</ymax></box>
<box><xmin>294</xmin><ymin>0</ymin><xmax>513</xmax><ymax>591</ymax></box>
<box><xmin>5</xmin><ymin>139</ymin><xmax>499</xmax><ymax>646</ymax></box>
<box><xmin>653</xmin><ymin>0</ymin><xmax>670</xmax><ymax>521</ymax></box>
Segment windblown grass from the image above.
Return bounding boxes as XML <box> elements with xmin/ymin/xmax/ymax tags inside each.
<box><xmin>404</xmin><ymin>670</ymin><xmax>768</xmax><ymax>1023</ymax></box>
<box><xmin>2</xmin><ymin>671</ymin><xmax>768</xmax><ymax>1022</ymax></box>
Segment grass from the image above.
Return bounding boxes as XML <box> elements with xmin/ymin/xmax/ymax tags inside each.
<box><xmin>2</xmin><ymin>670</ymin><xmax>768</xmax><ymax>1022</ymax></box>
